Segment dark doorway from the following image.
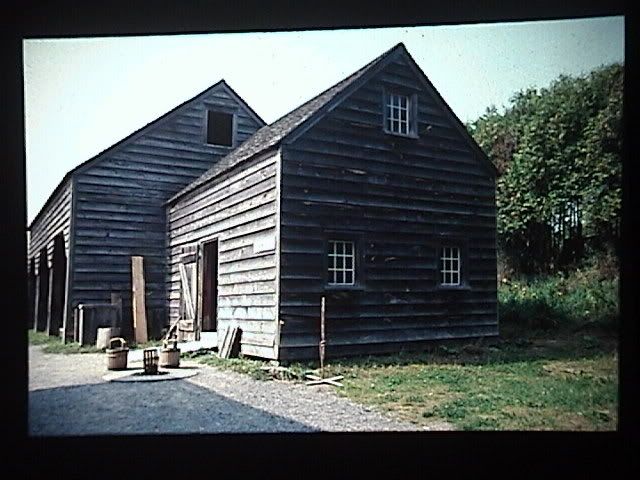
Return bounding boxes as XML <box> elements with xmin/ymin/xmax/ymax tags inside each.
<box><xmin>36</xmin><ymin>249</ymin><xmax>49</xmax><ymax>332</ymax></box>
<box><xmin>201</xmin><ymin>239</ymin><xmax>219</xmax><ymax>332</ymax></box>
<box><xmin>28</xmin><ymin>257</ymin><xmax>36</xmax><ymax>330</ymax></box>
<box><xmin>48</xmin><ymin>234</ymin><xmax>67</xmax><ymax>336</ymax></box>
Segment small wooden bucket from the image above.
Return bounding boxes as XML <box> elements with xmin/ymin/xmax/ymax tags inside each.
<box><xmin>159</xmin><ymin>339</ymin><xmax>180</xmax><ymax>368</ymax></box>
<box><xmin>106</xmin><ymin>337</ymin><xmax>128</xmax><ymax>370</ymax></box>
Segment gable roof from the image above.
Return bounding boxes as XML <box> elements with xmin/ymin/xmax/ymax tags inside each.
<box><xmin>28</xmin><ymin>80</ymin><xmax>265</xmax><ymax>230</ymax></box>
<box><xmin>170</xmin><ymin>42</ymin><xmax>497</xmax><ymax>204</ymax></box>
<box><xmin>169</xmin><ymin>43</ymin><xmax>404</xmax><ymax>202</ymax></box>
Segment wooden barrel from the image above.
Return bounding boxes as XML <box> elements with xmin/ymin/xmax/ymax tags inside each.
<box><xmin>159</xmin><ymin>348</ymin><xmax>180</xmax><ymax>368</ymax></box>
<box><xmin>106</xmin><ymin>337</ymin><xmax>128</xmax><ymax>370</ymax></box>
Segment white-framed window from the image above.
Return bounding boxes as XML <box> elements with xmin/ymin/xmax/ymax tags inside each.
<box><xmin>328</xmin><ymin>240</ymin><xmax>355</xmax><ymax>285</ymax></box>
<box><xmin>385</xmin><ymin>93</ymin><xmax>411</xmax><ymax>135</ymax></box>
<box><xmin>440</xmin><ymin>246</ymin><xmax>461</xmax><ymax>286</ymax></box>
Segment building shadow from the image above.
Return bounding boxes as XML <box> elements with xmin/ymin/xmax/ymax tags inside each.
<box><xmin>29</xmin><ymin>379</ymin><xmax>319</xmax><ymax>436</ymax></box>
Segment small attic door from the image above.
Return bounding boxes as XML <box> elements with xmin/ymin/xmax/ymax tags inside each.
<box><xmin>206</xmin><ymin>110</ymin><xmax>234</xmax><ymax>147</ymax></box>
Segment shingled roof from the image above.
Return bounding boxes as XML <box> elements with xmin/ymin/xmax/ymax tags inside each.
<box><xmin>169</xmin><ymin>42</ymin><xmax>406</xmax><ymax>203</ymax></box>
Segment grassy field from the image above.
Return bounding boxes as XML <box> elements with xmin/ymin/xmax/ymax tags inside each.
<box><xmin>317</xmin><ymin>331</ymin><xmax>616</xmax><ymax>431</ymax></box>
<box><xmin>188</xmin><ymin>324</ymin><xmax>617</xmax><ymax>431</ymax></box>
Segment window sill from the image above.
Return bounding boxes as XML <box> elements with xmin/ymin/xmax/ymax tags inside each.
<box><xmin>206</xmin><ymin>143</ymin><xmax>234</xmax><ymax>148</ymax></box>
<box><xmin>436</xmin><ymin>284</ymin><xmax>472</xmax><ymax>291</ymax></box>
<box><xmin>324</xmin><ymin>284</ymin><xmax>366</xmax><ymax>292</ymax></box>
<box><xmin>383</xmin><ymin>129</ymin><xmax>419</xmax><ymax>140</ymax></box>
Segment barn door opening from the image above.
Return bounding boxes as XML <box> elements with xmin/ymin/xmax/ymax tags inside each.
<box><xmin>35</xmin><ymin>248</ymin><xmax>49</xmax><ymax>332</ymax></box>
<box><xmin>28</xmin><ymin>257</ymin><xmax>36</xmax><ymax>330</ymax></box>
<box><xmin>49</xmin><ymin>234</ymin><xmax>67</xmax><ymax>336</ymax></box>
<box><xmin>201</xmin><ymin>239</ymin><xmax>219</xmax><ymax>332</ymax></box>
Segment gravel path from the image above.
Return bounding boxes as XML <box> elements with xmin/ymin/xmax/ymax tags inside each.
<box><xmin>29</xmin><ymin>346</ymin><xmax>450</xmax><ymax>435</ymax></box>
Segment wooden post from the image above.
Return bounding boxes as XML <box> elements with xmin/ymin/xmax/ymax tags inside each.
<box><xmin>131</xmin><ymin>256</ymin><xmax>148</xmax><ymax>344</ymax></box>
<box><xmin>304</xmin><ymin>296</ymin><xmax>344</xmax><ymax>387</ymax></box>
<box><xmin>33</xmin><ymin>275</ymin><xmax>40</xmax><ymax>331</ymax></box>
<box><xmin>46</xmin><ymin>268</ymin><xmax>54</xmax><ymax>335</ymax></box>
<box><xmin>320</xmin><ymin>296</ymin><xmax>326</xmax><ymax>378</ymax></box>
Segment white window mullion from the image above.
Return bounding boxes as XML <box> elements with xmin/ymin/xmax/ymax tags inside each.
<box><xmin>440</xmin><ymin>246</ymin><xmax>461</xmax><ymax>286</ymax></box>
<box><xmin>386</xmin><ymin>93</ymin><xmax>413</xmax><ymax>136</ymax></box>
<box><xmin>328</xmin><ymin>240</ymin><xmax>356</xmax><ymax>286</ymax></box>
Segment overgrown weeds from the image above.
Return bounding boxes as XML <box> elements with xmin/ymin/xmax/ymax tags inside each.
<box><xmin>498</xmin><ymin>267</ymin><xmax>618</xmax><ymax>331</ymax></box>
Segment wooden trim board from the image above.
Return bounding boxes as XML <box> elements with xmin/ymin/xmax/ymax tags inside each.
<box><xmin>131</xmin><ymin>256</ymin><xmax>148</xmax><ymax>343</ymax></box>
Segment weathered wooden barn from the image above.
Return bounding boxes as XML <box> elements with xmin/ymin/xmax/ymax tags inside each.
<box><xmin>27</xmin><ymin>80</ymin><xmax>265</xmax><ymax>339</ymax></box>
<box><xmin>166</xmin><ymin>43</ymin><xmax>498</xmax><ymax>360</ymax></box>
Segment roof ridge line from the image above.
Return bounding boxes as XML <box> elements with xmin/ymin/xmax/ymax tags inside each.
<box><xmin>169</xmin><ymin>43</ymin><xmax>406</xmax><ymax>202</ymax></box>
<box><xmin>29</xmin><ymin>78</ymin><xmax>258</xmax><ymax>228</ymax></box>
<box><xmin>265</xmin><ymin>42</ymin><xmax>403</xmax><ymax>127</ymax></box>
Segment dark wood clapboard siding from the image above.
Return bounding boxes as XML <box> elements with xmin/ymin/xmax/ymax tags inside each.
<box><xmin>167</xmin><ymin>151</ymin><xmax>280</xmax><ymax>359</ymax></box>
<box><xmin>28</xmin><ymin>179</ymin><xmax>72</xmax><ymax>275</ymax></box>
<box><xmin>277</xmin><ymin>54</ymin><xmax>497</xmax><ymax>359</ymax></box>
<box><xmin>68</xmin><ymin>83</ymin><xmax>264</xmax><ymax>337</ymax></box>
<box><xmin>278</xmin><ymin>326</ymin><xmax>498</xmax><ymax>361</ymax></box>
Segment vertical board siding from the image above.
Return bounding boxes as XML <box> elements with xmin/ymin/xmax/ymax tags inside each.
<box><xmin>68</xmin><ymin>85</ymin><xmax>263</xmax><ymax>334</ymax></box>
<box><xmin>278</xmin><ymin>57</ymin><xmax>497</xmax><ymax>360</ymax></box>
<box><xmin>167</xmin><ymin>151</ymin><xmax>280</xmax><ymax>359</ymax></box>
<box><xmin>28</xmin><ymin>179</ymin><xmax>72</xmax><ymax>275</ymax></box>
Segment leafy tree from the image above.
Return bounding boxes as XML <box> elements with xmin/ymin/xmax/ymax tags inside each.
<box><xmin>468</xmin><ymin>64</ymin><xmax>623</xmax><ymax>275</ymax></box>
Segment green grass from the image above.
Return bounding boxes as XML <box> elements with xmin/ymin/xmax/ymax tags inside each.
<box><xmin>189</xmin><ymin>328</ymin><xmax>617</xmax><ymax>431</ymax></box>
<box><xmin>28</xmin><ymin>330</ymin><xmax>102</xmax><ymax>354</ymax></box>
<box><xmin>310</xmin><ymin>328</ymin><xmax>617</xmax><ymax>431</ymax></box>
<box><xmin>183</xmin><ymin>349</ymin><xmax>270</xmax><ymax>380</ymax></box>
<box><xmin>324</xmin><ymin>348</ymin><xmax>617</xmax><ymax>431</ymax></box>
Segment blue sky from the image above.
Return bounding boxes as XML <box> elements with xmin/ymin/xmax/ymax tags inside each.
<box><xmin>23</xmin><ymin>16</ymin><xmax>624</xmax><ymax>223</ymax></box>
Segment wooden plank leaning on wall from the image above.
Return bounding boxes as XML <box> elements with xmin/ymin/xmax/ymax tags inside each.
<box><xmin>131</xmin><ymin>256</ymin><xmax>148</xmax><ymax>343</ymax></box>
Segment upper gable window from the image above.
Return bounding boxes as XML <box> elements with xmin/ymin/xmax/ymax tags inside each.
<box><xmin>206</xmin><ymin>110</ymin><xmax>234</xmax><ymax>147</ymax></box>
<box><xmin>384</xmin><ymin>92</ymin><xmax>417</xmax><ymax>137</ymax></box>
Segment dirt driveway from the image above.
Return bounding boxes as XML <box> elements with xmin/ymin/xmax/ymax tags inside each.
<box><xmin>29</xmin><ymin>346</ymin><xmax>446</xmax><ymax>435</ymax></box>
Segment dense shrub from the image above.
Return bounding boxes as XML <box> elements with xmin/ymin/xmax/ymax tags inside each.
<box><xmin>469</xmin><ymin>64</ymin><xmax>623</xmax><ymax>275</ymax></box>
<box><xmin>498</xmin><ymin>263</ymin><xmax>619</xmax><ymax>331</ymax></box>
